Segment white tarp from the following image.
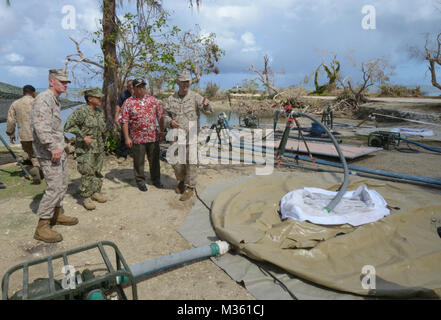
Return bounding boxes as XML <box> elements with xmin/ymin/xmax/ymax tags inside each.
<box><xmin>280</xmin><ymin>185</ymin><xmax>390</xmax><ymax>226</ymax></box>
<box><xmin>390</xmin><ymin>128</ymin><xmax>434</xmax><ymax>136</ymax></box>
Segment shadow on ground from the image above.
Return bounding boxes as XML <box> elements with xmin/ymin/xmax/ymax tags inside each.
<box><xmin>28</xmin><ymin>168</ymin><xmax>177</xmax><ymax>213</ymax></box>
<box><xmin>105</xmin><ymin>168</ymin><xmax>176</xmax><ymax>191</ymax></box>
<box><xmin>29</xmin><ymin>177</ymin><xmax>82</xmax><ymax>213</ymax></box>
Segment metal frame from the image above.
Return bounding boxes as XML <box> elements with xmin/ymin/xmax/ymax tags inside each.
<box><xmin>2</xmin><ymin>241</ymin><xmax>137</xmax><ymax>300</ymax></box>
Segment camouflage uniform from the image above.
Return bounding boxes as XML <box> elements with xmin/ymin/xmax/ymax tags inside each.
<box><xmin>64</xmin><ymin>98</ymin><xmax>106</xmax><ymax>199</ymax></box>
<box><xmin>30</xmin><ymin>89</ymin><xmax>68</xmax><ymax>219</ymax></box>
<box><xmin>163</xmin><ymin>89</ymin><xmax>213</xmax><ymax>187</ymax></box>
<box><xmin>6</xmin><ymin>95</ymin><xmax>40</xmax><ymax>169</ymax></box>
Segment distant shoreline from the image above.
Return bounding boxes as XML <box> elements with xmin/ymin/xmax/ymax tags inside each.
<box><xmin>0</xmin><ymin>82</ymin><xmax>83</xmax><ymax>123</ymax></box>
<box><xmin>0</xmin><ymin>99</ymin><xmax>82</xmax><ymax>123</ymax></box>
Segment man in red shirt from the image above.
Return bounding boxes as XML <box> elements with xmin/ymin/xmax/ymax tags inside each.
<box><xmin>120</xmin><ymin>79</ymin><xmax>165</xmax><ymax>191</ymax></box>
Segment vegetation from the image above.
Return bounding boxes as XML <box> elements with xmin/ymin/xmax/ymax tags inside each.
<box><xmin>377</xmin><ymin>84</ymin><xmax>422</xmax><ymax>97</ymax></box>
<box><xmin>249</xmin><ymin>54</ymin><xmax>284</xmax><ymax>97</ymax></box>
<box><xmin>64</xmin><ymin>0</ymin><xmax>221</xmax><ymax>128</ymax></box>
<box><xmin>104</xmin><ymin>130</ymin><xmax>121</xmax><ymax>154</ymax></box>
<box><xmin>337</xmin><ymin>57</ymin><xmax>393</xmax><ymax>106</ymax></box>
<box><xmin>311</xmin><ymin>55</ymin><xmax>341</xmax><ymax>95</ymax></box>
<box><xmin>204</xmin><ymin>81</ymin><xmax>220</xmax><ymax>99</ymax></box>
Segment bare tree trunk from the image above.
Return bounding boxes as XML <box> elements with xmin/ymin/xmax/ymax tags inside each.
<box><xmin>429</xmin><ymin>60</ymin><xmax>441</xmax><ymax>90</ymax></box>
<box><xmin>264</xmin><ymin>54</ymin><xmax>270</xmax><ymax>96</ymax></box>
<box><xmin>249</xmin><ymin>54</ymin><xmax>279</xmax><ymax>97</ymax></box>
<box><xmin>102</xmin><ymin>0</ymin><xmax>119</xmax><ymax>130</ymax></box>
<box><xmin>425</xmin><ymin>33</ymin><xmax>441</xmax><ymax>92</ymax></box>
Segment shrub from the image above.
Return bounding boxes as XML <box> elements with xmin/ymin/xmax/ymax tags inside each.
<box><xmin>378</xmin><ymin>84</ymin><xmax>422</xmax><ymax>97</ymax></box>
<box><xmin>204</xmin><ymin>81</ymin><xmax>220</xmax><ymax>99</ymax></box>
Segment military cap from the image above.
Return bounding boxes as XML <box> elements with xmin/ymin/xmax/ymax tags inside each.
<box><xmin>133</xmin><ymin>79</ymin><xmax>147</xmax><ymax>87</ymax></box>
<box><xmin>83</xmin><ymin>87</ymin><xmax>104</xmax><ymax>98</ymax></box>
<box><xmin>177</xmin><ymin>71</ymin><xmax>190</xmax><ymax>82</ymax></box>
<box><xmin>49</xmin><ymin>69</ymin><xmax>71</xmax><ymax>83</ymax></box>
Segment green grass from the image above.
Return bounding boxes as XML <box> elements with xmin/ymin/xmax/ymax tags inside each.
<box><xmin>0</xmin><ymin>165</ymin><xmax>45</xmax><ymax>200</ymax></box>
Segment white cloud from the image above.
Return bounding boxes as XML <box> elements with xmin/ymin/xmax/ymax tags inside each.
<box><xmin>0</xmin><ymin>3</ymin><xmax>20</xmax><ymax>38</ymax></box>
<box><xmin>217</xmin><ymin>35</ymin><xmax>240</xmax><ymax>49</ymax></box>
<box><xmin>0</xmin><ymin>0</ymin><xmax>439</xmax><ymax>89</ymax></box>
<box><xmin>199</xmin><ymin>4</ymin><xmax>261</xmax><ymax>27</ymax></box>
<box><xmin>5</xmin><ymin>53</ymin><xmax>24</xmax><ymax>63</ymax></box>
<box><xmin>241</xmin><ymin>32</ymin><xmax>256</xmax><ymax>46</ymax></box>
<box><xmin>6</xmin><ymin>66</ymin><xmax>39</xmax><ymax>78</ymax></box>
<box><xmin>77</xmin><ymin>7</ymin><xmax>101</xmax><ymax>32</ymax></box>
<box><xmin>216</xmin><ymin>6</ymin><xmax>252</xmax><ymax>20</ymax></box>
<box><xmin>240</xmin><ymin>32</ymin><xmax>261</xmax><ymax>54</ymax></box>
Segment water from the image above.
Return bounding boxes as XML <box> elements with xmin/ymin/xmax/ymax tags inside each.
<box><xmin>0</xmin><ymin>106</ymin><xmax>252</xmax><ymax>146</ymax></box>
<box><xmin>0</xmin><ymin>104</ymin><xmax>81</xmax><ymax>144</ymax></box>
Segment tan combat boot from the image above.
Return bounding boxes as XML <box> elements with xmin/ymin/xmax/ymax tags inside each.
<box><xmin>83</xmin><ymin>197</ymin><xmax>96</xmax><ymax>210</ymax></box>
<box><xmin>179</xmin><ymin>186</ymin><xmax>194</xmax><ymax>201</ymax></box>
<box><xmin>91</xmin><ymin>193</ymin><xmax>107</xmax><ymax>203</ymax></box>
<box><xmin>50</xmin><ymin>207</ymin><xmax>79</xmax><ymax>226</ymax></box>
<box><xmin>29</xmin><ymin>167</ymin><xmax>41</xmax><ymax>185</ymax></box>
<box><xmin>175</xmin><ymin>181</ymin><xmax>186</xmax><ymax>194</ymax></box>
<box><xmin>34</xmin><ymin>219</ymin><xmax>63</xmax><ymax>243</ymax></box>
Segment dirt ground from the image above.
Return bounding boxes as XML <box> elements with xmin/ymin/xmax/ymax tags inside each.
<box><xmin>1</xmin><ymin>111</ymin><xmax>441</xmax><ymax>300</ymax></box>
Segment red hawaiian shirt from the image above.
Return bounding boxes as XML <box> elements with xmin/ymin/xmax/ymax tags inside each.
<box><xmin>120</xmin><ymin>95</ymin><xmax>163</xmax><ymax>144</ymax></box>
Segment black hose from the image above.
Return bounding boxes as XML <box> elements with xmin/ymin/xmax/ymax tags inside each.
<box><xmin>295</xmin><ymin>112</ymin><xmax>349</xmax><ymax>213</ymax></box>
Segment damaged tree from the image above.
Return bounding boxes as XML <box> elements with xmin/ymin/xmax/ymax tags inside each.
<box><xmin>312</xmin><ymin>55</ymin><xmax>341</xmax><ymax>95</ymax></box>
<box><xmin>101</xmin><ymin>0</ymin><xmax>120</xmax><ymax>129</ymax></box>
<box><xmin>65</xmin><ymin>0</ymin><xmax>205</xmax><ymax>128</ymax></box>
<box><xmin>66</xmin><ymin>1</ymin><xmax>223</xmax><ymax>128</ymax></box>
<box><xmin>176</xmin><ymin>27</ymin><xmax>224</xmax><ymax>84</ymax></box>
<box><xmin>249</xmin><ymin>54</ymin><xmax>282</xmax><ymax>97</ymax></box>
<box><xmin>424</xmin><ymin>32</ymin><xmax>441</xmax><ymax>92</ymax></box>
<box><xmin>337</xmin><ymin>57</ymin><xmax>392</xmax><ymax>106</ymax></box>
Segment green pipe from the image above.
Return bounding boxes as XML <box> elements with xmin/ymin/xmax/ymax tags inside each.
<box><xmin>117</xmin><ymin>241</ymin><xmax>229</xmax><ymax>284</ymax></box>
<box><xmin>86</xmin><ymin>289</ymin><xmax>105</xmax><ymax>300</ymax></box>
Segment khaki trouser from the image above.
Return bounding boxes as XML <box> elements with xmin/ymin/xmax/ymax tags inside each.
<box><xmin>36</xmin><ymin>158</ymin><xmax>68</xmax><ymax>219</ymax></box>
<box><xmin>21</xmin><ymin>141</ymin><xmax>40</xmax><ymax>168</ymax></box>
<box><xmin>170</xmin><ymin>144</ymin><xmax>198</xmax><ymax>187</ymax></box>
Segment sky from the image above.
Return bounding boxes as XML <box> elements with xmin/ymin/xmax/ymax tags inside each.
<box><xmin>0</xmin><ymin>0</ymin><xmax>440</xmax><ymax>94</ymax></box>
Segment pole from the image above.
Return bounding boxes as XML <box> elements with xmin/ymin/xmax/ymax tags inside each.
<box><xmin>0</xmin><ymin>135</ymin><xmax>33</xmax><ymax>181</ymax></box>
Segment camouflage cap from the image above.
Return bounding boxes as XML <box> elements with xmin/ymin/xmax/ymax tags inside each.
<box><xmin>83</xmin><ymin>87</ymin><xmax>104</xmax><ymax>98</ymax></box>
<box><xmin>177</xmin><ymin>71</ymin><xmax>190</xmax><ymax>82</ymax></box>
<box><xmin>49</xmin><ymin>69</ymin><xmax>71</xmax><ymax>83</ymax></box>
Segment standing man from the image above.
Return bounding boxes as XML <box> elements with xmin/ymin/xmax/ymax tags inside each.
<box><xmin>6</xmin><ymin>85</ymin><xmax>41</xmax><ymax>184</ymax></box>
<box><xmin>114</xmin><ymin>79</ymin><xmax>134</xmax><ymax>163</ymax></box>
<box><xmin>65</xmin><ymin>88</ymin><xmax>107</xmax><ymax>211</ymax></box>
<box><xmin>163</xmin><ymin>71</ymin><xmax>213</xmax><ymax>201</ymax></box>
<box><xmin>30</xmin><ymin>69</ymin><xmax>78</xmax><ymax>243</ymax></box>
<box><xmin>120</xmin><ymin>79</ymin><xmax>164</xmax><ymax>192</ymax></box>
